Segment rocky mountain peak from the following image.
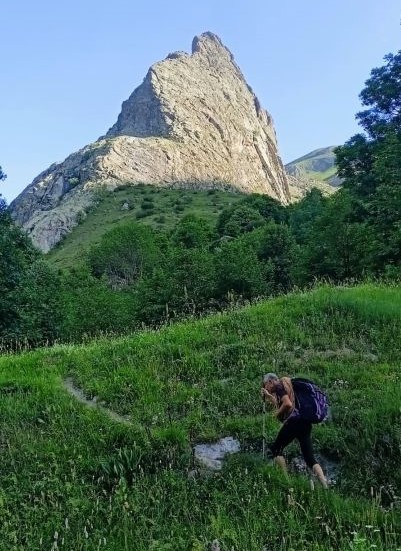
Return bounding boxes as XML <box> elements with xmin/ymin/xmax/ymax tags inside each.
<box><xmin>191</xmin><ymin>32</ymin><xmax>233</xmax><ymax>59</ymax></box>
<box><xmin>105</xmin><ymin>31</ymin><xmax>263</xmax><ymax>142</ymax></box>
<box><xmin>11</xmin><ymin>32</ymin><xmax>290</xmax><ymax>252</ymax></box>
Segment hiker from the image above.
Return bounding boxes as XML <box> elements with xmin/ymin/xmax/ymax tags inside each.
<box><xmin>261</xmin><ymin>373</ymin><xmax>328</xmax><ymax>488</ymax></box>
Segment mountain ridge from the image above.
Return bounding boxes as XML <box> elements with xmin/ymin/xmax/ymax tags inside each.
<box><xmin>10</xmin><ymin>32</ymin><xmax>290</xmax><ymax>252</ymax></box>
<box><xmin>285</xmin><ymin>145</ymin><xmax>342</xmax><ymax>188</ymax></box>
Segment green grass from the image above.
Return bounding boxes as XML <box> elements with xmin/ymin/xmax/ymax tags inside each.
<box><xmin>286</xmin><ymin>146</ymin><xmax>340</xmax><ymax>185</ymax></box>
<box><xmin>48</xmin><ymin>185</ymin><xmax>243</xmax><ymax>269</ymax></box>
<box><xmin>312</xmin><ymin>165</ymin><xmax>337</xmax><ymax>183</ymax></box>
<box><xmin>1</xmin><ymin>283</ymin><xmax>401</xmax><ymax>549</ymax></box>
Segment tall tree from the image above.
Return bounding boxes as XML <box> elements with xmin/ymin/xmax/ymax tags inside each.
<box><xmin>0</xmin><ymin>194</ymin><xmax>39</xmax><ymax>339</ymax></box>
<box><xmin>356</xmin><ymin>51</ymin><xmax>401</xmax><ymax>139</ymax></box>
<box><xmin>335</xmin><ymin>49</ymin><xmax>401</xmax><ymax>272</ymax></box>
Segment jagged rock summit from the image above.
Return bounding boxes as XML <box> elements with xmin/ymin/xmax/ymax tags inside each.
<box><xmin>11</xmin><ymin>32</ymin><xmax>290</xmax><ymax>252</ymax></box>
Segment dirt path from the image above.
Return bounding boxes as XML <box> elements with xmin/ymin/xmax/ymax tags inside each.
<box><xmin>62</xmin><ymin>377</ymin><xmax>132</xmax><ymax>425</ymax></box>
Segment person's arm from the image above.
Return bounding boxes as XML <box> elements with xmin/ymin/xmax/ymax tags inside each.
<box><xmin>275</xmin><ymin>394</ymin><xmax>292</xmax><ymax>420</ymax></box>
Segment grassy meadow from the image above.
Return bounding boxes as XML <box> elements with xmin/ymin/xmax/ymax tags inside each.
<box><xmin>48</xmin><ymin>185</ymin><xmax>243</xmax><ymax>269</ymax></box>
<box><xmin>1</xmin><ymin>283</ymin><xmax>401</xmax><ymax>550</ymax></box>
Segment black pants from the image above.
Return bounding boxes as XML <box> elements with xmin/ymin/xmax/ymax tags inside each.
<box><xmin>270</xmin><ymin>417</ymin><xmax>317</xmax><ymax>468</ymax></box>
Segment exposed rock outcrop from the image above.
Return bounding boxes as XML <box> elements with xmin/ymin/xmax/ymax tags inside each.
<box><xmin>11</xmin><ymin>32</ymin><xmax>290</xmax><ymax>252</ymax></box>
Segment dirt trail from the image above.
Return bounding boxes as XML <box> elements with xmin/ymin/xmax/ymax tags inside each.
<box><xmin>63</xmin><ymin>377</ymin><xmax>132</xmax><ymax>425</ymax></box>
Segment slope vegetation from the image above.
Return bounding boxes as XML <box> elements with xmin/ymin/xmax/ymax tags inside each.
<box><xmin>48</xmin><ymin>185</ymin><xmax>243</xmax><ymax>269</ymax></box>
<box><xmin>1</xmin><ymin>284</ymin><xmax>401</xmax><ymax>550</ymax></box>
<box><xmin>286</xmin><ymin>146</ymin><xmax>342</xmax><ymax>187</ymax></box>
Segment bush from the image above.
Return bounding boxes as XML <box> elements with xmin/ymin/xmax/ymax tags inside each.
<box><xmin>141</xmin><ymin>199</ymin><xmax>155</xmax><ymax>210</ymax></box>
<box><xmin>136</xmin><ymin>209</ymin><xmax>154</xmax><ymax>219</ymax></box>
<box><xmin>87</xmin><ymin>222</ymin><xmax>160</xmax><ymax>288</ymax></box>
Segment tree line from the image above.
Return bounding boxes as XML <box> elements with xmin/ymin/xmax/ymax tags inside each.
<box><xmin>1</xmin><ymin>48</ymin><xmax>401</xmax><ymax>348</ymax></box>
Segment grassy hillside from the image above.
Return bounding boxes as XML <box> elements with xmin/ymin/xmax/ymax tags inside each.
<box><xmin>285</xmin><ymin>146</ymin><xmax>342</xmax><ymax>187</ymax></box>
<box><xmin>1</xmin><ymin>284</ymin><xmax>401</xmax><ymax>550</ymax></box>
<box><xmin>48</xmin><ymin>185</ymin><xmax>244</xmax><ymax>269</ymax></box>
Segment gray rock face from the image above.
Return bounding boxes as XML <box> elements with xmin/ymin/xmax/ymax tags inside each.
<box><xmin>11</xmin><ymin>32</ymin><xmax>290</xmax><ymax>252</ymax></box>
<box><xmin>194</xmin><ymin>436</ymin><xmax>240</xmax><ymax>470</ymax></box>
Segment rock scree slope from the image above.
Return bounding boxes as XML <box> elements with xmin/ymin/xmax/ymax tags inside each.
<box><xmin>10</xmin><ymin>32</ymin><xmax>290</xmax><ymax>252</ymax></box>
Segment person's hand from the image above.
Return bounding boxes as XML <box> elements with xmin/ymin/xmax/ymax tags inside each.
<box><xmin>261</xmin><ymin>388</ymin><xmax>275</xmax><ymax>403</ymax></box>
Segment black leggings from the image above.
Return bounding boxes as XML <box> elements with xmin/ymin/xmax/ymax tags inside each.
<box><xmin>270</xmin><ymin>417</ymin><xmax>317</xmax><ymax>468</ymax></box>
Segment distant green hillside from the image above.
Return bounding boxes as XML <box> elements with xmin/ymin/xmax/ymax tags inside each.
<box><xmin>48</xmin><ymin>184</ymin><xmax>244</xmax><ymax>269</ymax></box>
<box><xmin>1</xmin><ymin>283</ymin><xmax>401</xmax><ymax>549</ymax></box>
<box><xmin>286</xmin><ymin>146</ymin><xmax>342</xmax><ymax>187</ymax></box>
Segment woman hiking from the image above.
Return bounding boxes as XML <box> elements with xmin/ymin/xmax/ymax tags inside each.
<box><xmin>261</xmin><ymin>372</ymin><xmax>328</xmax><ymax>489</ymax></box>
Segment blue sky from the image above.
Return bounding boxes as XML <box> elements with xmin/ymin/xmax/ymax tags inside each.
<box><xmin>1</xmin><ymin>0</ymin><xmax>400</xmax><ymax>202</ymax></box>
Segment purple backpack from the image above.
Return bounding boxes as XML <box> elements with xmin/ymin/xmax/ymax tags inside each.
<box><xmin>291</xmin><ymin>378</ymin><xmax>329</xmax><ymax>424</ymax></box>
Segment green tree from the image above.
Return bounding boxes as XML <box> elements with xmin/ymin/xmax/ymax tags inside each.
<box><xmin>136</xmin><ymin>246</ymin><xmax>216</xmax><ymax>323</ymax></box>
<box><xmin>288</xmin><ymin>188</ymin><xmax>327</xmax><ymax>244</ymax></box>
<box><xmin>61</xmin><ymin>266</ymin><xmax>137</xmax><ymax>339</ymax></box>
<box><xmin>304</xmin><ymin>191</ymin><xmax>375</xmax><ymax>281</ymax></box>
<box><xmin>245</xmin><ymin>223</ymin><xmax>299</xmax><ymax>292</ymax></box>
<box><xmin>335</xmin><ymin>49</ymin><xmax>401</xmax><ymax>272</ymax></box>
<box><xmin>0</xmin><ymin>166</ymin><xmax>6</xmax><ymax>181</ymax></box>
<box><xmin>88</xmin><ymin>222</ymin><xmax>160</xmax><ymax>288</ymax></box>
<box><xmin>171</xmin><ymin>214</ymin><xmax>215</xmax><ymax>249</ymax></box>
<box><xmin>0</xmin><ymin>195</ymin><xmax>39</xmax><ymax>338</ymax></box>
<box><xmin>370</xmin><ymin>131</ymin><xmax>401</xmax><ymax>266</ymax></box>
<box><xmin>217</xmin><ymin>204</ymin><xmax>264</xmax><ymax>237</ymax></box>
<box><xmin>356</xmin><ymin>51</ymin><xmax>401</xmax><ymax>139</ymax></box>
<box><xmin>335</xmin><ymin>135</ymin><xmax>378</xmax><ymax>202</ymax></box>
<box><xmin>241</xmin><ymin>194</ymin><xmax>287</xmax><ymax>223</ymax></box>
<box><xmin>214</xmin><ymin>238</ymin><xmax>266</xmax><ymax>299</ymax></box>
<box><xmin>336</xmin><ymin>50</ymin><xmax>401</xmax><ymax>196</ymax></box>
<box><xmin>16</xmin><ymin>260</ymin><xmax>63</xmax><ymax>343</ymax></box>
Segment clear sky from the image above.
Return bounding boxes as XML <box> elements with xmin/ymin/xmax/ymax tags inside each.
<box><xmin>1</xmin><ymin>0</ymin><xmax>400</xmax><ymax>203</ymax></box>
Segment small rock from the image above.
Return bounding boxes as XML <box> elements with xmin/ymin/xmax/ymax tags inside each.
<box><xmin>194</xmin><ymin>436</ymin><xmax>240</xmax><ymax>471</ymax></box>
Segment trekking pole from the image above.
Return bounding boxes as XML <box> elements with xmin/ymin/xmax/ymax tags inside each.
<box><xmin>262</xmin><ymin>396</ymin><xmax>266</xmax><ymax>460</ymax></box>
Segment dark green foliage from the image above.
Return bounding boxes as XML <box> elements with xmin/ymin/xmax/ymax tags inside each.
<box><xmin>302</xmin><ymin>192</ymin><xmax>376</xmax><ymax>281</ymax></box>
<box><xmin>15</xmin><ymin>260</ymin><xmax>64</xmax><ymax>343</ymax></box>
<box><xmin>0</xmin><ymin>165</ymin><xmax>6</xmax><ymax>181</ymax></box>
<box><xmin>136</xmin><ymin>246</ymin><xmax>216</xmax><ymax>323</ymax></box>
<box><xmin>88</xmin><ymin>222</ymin><xmax>160</xmax><ymax>288</ymax></box>
<box><xmin>0</xmin><ymin>196</ymin><xmax>38</xmax><ymax>335</ymax></box>
<box><xmin>356</xmin><ymin>51</ymin><xmax>401</xmax><ymax>138</ymax></box>
<box><xmin>217</xmin><ymin>194</ymin><xmax>286</xmax><ymax>240</ymax></box>
<box><xmin>335</xmin><ymin>134</ymin><xmax>377</xmax><ymax>200</ymax></box>
<box><xmin>289</xmin><ymin>188</ymin><xmax>327</xmax><ymax>244</ymax></box>
<box><xmin>244</xmin><ymin>222</ymin><xmax>299</xmax><ymax>292</ymax></box>
<box><xmin>140</xmin><ymin>198</ymin><xmax>154</xmax><ymax>210</ymax></box>
<box><xmin>170</xmin><ymin>214</ymin><xmax>215</xmax><ymax>249</ymax></box>
<box><xmin>214</xmin><ymin>238</ymin><xmax>266</xmax><ymax>298</ymax></box>
<box><xmin>240</xmin><ymin>193</ymin><xmax>287</xmax><ymax>223</ymax></box>
<box><xmin>0</xmin><ymin>195</ymin><xmax>63</xmax><ymax>346</ymax></box>
<box><xmin>335</xmin><ymin>49</ymin><xmax>401</xmax><ymax>274</ymax></box>
<box><xmin>60</xmin><ymin>266</ymin><xmax>137</xmax><ymax>339</ymax></box>
<box><xmin>136</xmin><ymin>208</ymin><xmax>153</xmax><ymax>219</ymax></box>
<box><xmin>217</xmin><ymin>204</ymin><xmax>264</xmax><ymax>237</ymax></box>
